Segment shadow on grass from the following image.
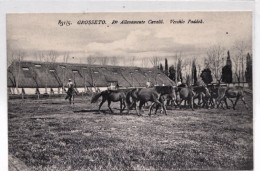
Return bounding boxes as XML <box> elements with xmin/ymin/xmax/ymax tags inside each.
<box><xmin>41</xmin><ymin>102</ymin><xmax>64</xmax><ymax>105</ymax></box>
<box><xmin>73</xmin><ymin>109</ymin><xmax>102</xmax><ymax>114</ymax></box>
<box><xmin>73</xmin><ymin>108</ymin><xmax>143</xmax><ymax>116</ymax></box>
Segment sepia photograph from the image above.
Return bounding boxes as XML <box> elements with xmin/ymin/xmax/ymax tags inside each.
<box><xmin>7</xmin><ymin>12</ymin><xmax>253</xmax><ymax>170</ymax></box>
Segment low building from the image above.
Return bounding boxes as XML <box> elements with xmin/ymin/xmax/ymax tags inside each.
<box><xmin>8</xmin><ymin>61</ymin><xmax>175</xmax><ymax>95</ymax></box>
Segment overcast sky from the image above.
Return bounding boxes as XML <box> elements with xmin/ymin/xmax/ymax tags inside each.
<box><xmin>7</xmin><ymin>12</ymin><xmax>252</xmax><ymax>67</ymax></box>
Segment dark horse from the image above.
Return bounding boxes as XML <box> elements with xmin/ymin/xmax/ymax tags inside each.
<box><xmin>192</xmin><ymin>85</ymin><xmax>211</xmax><ymax>108</ymax></box>
<box><xmin>152</xmin><ymin>89</ymin><xmax>178</xmax><ymax>114</ymax></box>
<box><xmin>91</xmin><ymin>89</ymin><xmax>129</xmax><ymax>114</ymax></box>
<box><xmin>175</xmin><ymin>84</ymin><xmax>195</xmax><ymax>110</ymax></box>
<box><xmin>65</xmin><ymin>85</ymin><xmax>77</xmax><ymax>104</ymax></box>
<box><xmin>126</xmin><ymin>86</ymin><xmax>174</xmax><ymax>116</ymax></box>
<box><xmin>215</xmin><ymin>86</ymin><xmax>249</xmax><ymax>110</ymax></box>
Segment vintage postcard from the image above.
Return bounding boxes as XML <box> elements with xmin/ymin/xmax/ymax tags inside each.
<box><xmin>7</xmin><ymin>11</ymin><xmax>253</xmax><ymax>170</ymax></box>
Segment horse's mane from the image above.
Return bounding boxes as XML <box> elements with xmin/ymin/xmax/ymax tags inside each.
<box><xmin>91</xmin><ymin>92</ymin><xmax>103</xmax><ymax>103</ymax></box>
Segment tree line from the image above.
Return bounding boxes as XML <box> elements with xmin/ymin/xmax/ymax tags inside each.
<box><xmin>158</xmin><ymin>50</ymin><xmax>252</xmax><ymax>86</ymax></box>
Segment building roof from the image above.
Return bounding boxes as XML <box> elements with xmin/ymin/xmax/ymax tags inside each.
<box><xmin>7</xmin><ymin>60</ymin><xmax>175</xmax><ymax>88</ymax></box>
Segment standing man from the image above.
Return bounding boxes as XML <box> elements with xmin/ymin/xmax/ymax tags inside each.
<box><xmin>65</xmin><ymin>78</ymin><xmax>74</xmax><ymax>100</ymax></box>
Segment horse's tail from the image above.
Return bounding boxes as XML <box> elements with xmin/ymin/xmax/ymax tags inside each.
<box><xmin>126</xmin><ymin>90</ymin><xmax>133</xmax><ymax>106</ymax></box>
<box><xmin>91</xmin><ymin>92</ymin><xmax>103</xmax><ymax>103</ymax></box>
<box><xmin>126</xmin><ymin>89</ymin><xmax>138</xmax><ymax>109</ymax></box>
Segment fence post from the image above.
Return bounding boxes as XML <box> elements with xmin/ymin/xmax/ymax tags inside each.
<box><xmin>21</xmin><ymin>88</ymin><xmax>25</xmax><ymax>99</ymax></box>
<box><xmin>36</xmin><ymin>88</ymin><xmax>40</xmax><ymax>100</ymax></box>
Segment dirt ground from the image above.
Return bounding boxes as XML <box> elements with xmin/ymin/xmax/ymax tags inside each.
<box><xmin>8</xmin><ymin>93</ymin><xmax>253</xmax><ymax>170</ymax></box>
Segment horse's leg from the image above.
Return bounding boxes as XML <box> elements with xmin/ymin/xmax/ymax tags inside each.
<box><xmin>216</xmin><ymin>96</ymin><xmax>224</xmax><ymax>109</ymax></box>
<box><xmin>216</xmin><ymin>97</ymin><xmax>225</xmax><ymax>109</ymax></box>
<box><xmin>232</xmin><ymin>96</ymin><xmax>240</xmax><ymax>110</ymax></box>
<box><xmin>154</xmin><ymin>97</ymin><xmax>167</xmax><ymax>115</ymax></box>
<box><xmin>138</xmin><ymin>101</ymin><xmax>145</xmax><ymax>116</ymax></box>
<box><xmin>65</xmin><ymin>93</ymin><xmax>69</xmax><ymax>100</ymax></box>
<box><xmin>210</xmin><ymin>98</ymin><xmax>214</xmax><ymax>108</ymax></box>
<box><xmin>174</xmin><ymin>99</ymin><xmax>178</xmax><ymax>108</ymax></box>
<box><xmin>149</xmin><ymin>102</ymin><xmax>156</xmax><ymax>116</ymax></box>
<box><xmin>204</xmin><ymin>97</ymin><xmax>210</xmax><ymax>109</ymax></box>
<box><xmin>135</xmin><ymin>101</ymin><xmax>139</xmax><ymax>114</ymax></box>
<box><xmin>192</xmin><ymin>94</ymin><xmax>198</xmax><ymax>108</ymax></box>
<box><xmin>214</xmin><ymin>98</ymin><xmax>219</xmax><ymax>109</ymax></box>
<box><xmin>199</xmin><ymin>94</ymin><xmax>204</xmax><ymax>108</ymax></box>
<box><xmin>220</xmin><ymin>101</ymin><xmax>225</xmax><ymax>109</ymax></box>
<box><xmin>98</xmin><ymin>98</ymin><xmax>106</xmax><ymax>113</ymax></box>
<box><xmin>160</xmin><ymin>100</ymin><xmax>166</xmax><ymax>114</ymax></box>
<box><xmin>167</xmin><ymin>99</ymin><xmax>170</xmax><ymax>106</ymax></box>
<box><xmin>175</xmin><ymin>96</ymin><xmax>180</xmax><ymax>108</ymax></box>
<box><xmin>122</xmin><ymin>100</ymin><xmax>126</xmax><ymax>111</ymax></box>
<box><xmin>226</xmin><ymin>98</ymin><xmax>234</xmax><ymax>109</ymax></box>
<box><xmin>107</xmin><ymin>100</ymin><xmax>114</xmax><ymax>113</ymax></box>
<box><xmin>155</xmin><ymin>103</ymin><xmax>160</xmax><ymax>115</ymax></box>
<box><xmin>195</xmin><ymin>97</ymin><xmax>199</xmax><ymax>108</ymax></box>
<box><xmin>126</xmin><ymin>100</ymin><xmax>131</xmax><ymax>114</ymax></box>
<box><xmin>179</xmin><ymin>99</ymin><xmax>184</xmax><ymax>109</ymax></box>
<box><xmin>190</xmin><ymin>96</ymin><xmax>194</xmax><ymax>111</ymax></box>
<box><xmin>171</xmin><ymin>98</ymin><xmax>175</xmax><ymax>108</ymax></box>
<box><xmin>193</xmin><ymin>97</ymin><xmax>196</xmax><ymax>108</ymax></box>
<box><xmin>223</xmin><ymin>97</ymin><xmax>229</xmax><ymax>109</ymax></box>
<box><xmin>228</xmin><ymin>98</ymin><xmax>234</xmax><ymax>106</ymax></box>
<box><xmin>241</xmin><ymin>96</ymin><xmax>249</xmax><ymax>110</ymax></box>
<box><xmin>73</xmin><ymin>95</ymin><xmax>75</xmax><ymax>105</ymax></box>
<box><xmin>69</xmin><ymin>96</ymin><xmax>71</xmax><ymax>104</ymax></box>
<box><xmin>199</xmin><ymin>95</ymin><xmax>204</xmax><ymax>108</ymax></box>
<box><xmin>120</xmin><ymin>99</ymin><xmax>123</xmax><ymax>114</ymax></box>
<box><xmin>126</xmin><ymin>97</ymin><xmax>133</xmax><ymax>114</ymax></box>
<box><xmin>129</xmin><ymin>98</ymin><xmax>136</xmax><ymax>110</ymax></box>
<box><xmin>133</xmin><ymin>101</ymin><xmax>137</xmax><ymax>110</ymax></box>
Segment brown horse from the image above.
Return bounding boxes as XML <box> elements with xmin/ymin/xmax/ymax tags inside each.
<box><xmin>207</xmin><ymin>84</ymin><xmax>224</xmax><ymax>108</ymax></box>
<box><xmin>151</xmin><ymin>87</ymin><xmax>179</xmax><ymax>114</ymax></box>
<box><xmin>215</xmin><ymin>86</ymin><xmax>249</xmax><ymax>110</ymax></box>
<box><xmin>192</xmin><ymin>85</ymin><xmax>211</xmax><ymax>108</ymax></box>
<box><xmin>91</xmin><ymin>89</ymin><xmax>129</xmax><ymax>114</ymax></box>
<box><xmin>175</xmin><ymin>85</ymin><xmax>195</xmax><ymax>110</ymax></box>
<box><xmin>126</xmin><ymin>86</ymin><xmax>174</xmax><ymax>116</ymax></box>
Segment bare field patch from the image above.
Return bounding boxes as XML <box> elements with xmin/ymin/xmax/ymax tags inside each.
<box><xmin>8</xmin><ymin>95</ymin><xmax>253</xmax><ymax>170</ymax></box>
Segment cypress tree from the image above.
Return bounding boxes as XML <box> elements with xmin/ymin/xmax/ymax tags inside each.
<box><xmin>177</xmin><ymin>59</ymin><xmax>182</xmax><ymax>82</ymax></box>
<box><xmin>245</xmin><ymin>53</ymin><xmax>252</xmax><ymax>84</ymax></box>
<box><xmin>200</xmin><ymin>68</ymin><xmax>213</xmax><ymax>84</ymax></box>
<box><xmin>192</xmin><ymin>59</ymin><xmax>197</xmax><ymax>85</ymax></box>
<box><xmin>221</xmin><ymin>51</ymin><xmax>232</xmax><ymax>83</ymax></box>
<box><xmin>169</xmin><ymin>65</ymin><xmax>176</xmax><ymax>81</ymax></box>
<box><xmin>164</xmin><ymin>58</ymin><xmax>169</xmax><ymax>76</ymax></box>
<box><xmin>159</xmin><ymin>63</ymin><xmax>163</xmax><ymax>72</ymax></box>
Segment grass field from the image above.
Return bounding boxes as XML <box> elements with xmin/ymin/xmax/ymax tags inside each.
<box><xmin>8</xmin><ymin>94</ymin><xmax>253</xmax><ymax>170</ymax></box>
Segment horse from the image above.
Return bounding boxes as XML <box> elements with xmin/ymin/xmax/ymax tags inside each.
<box><xmin>65</xmin><ymin>85</ymin><xmax>77</xmax><ymax>104</ymax></box>
<box><xmin>192</xmin><ymin>85</ymin><xmax>211</xmax><ymax>108</ymax></box>
<box><xmin>126</xmin><ymin>86</ymin><xmax>174</xmax><ymax>116</ymax></box>
<box><xmin>175</xmin><ymin>85</ymin><xmax>195</xmax><ymax>110</ymax></box>
<box><xmin>91</xmin><ymin>89</ymin><xmax>129</xmax><ymax>114</ymax></box>
<box><xmin>152</xmin><ymin>89</ymin><xmax>178</xmax><ymax>114</ymax></box>
<box><xmin>215</xmin><ymin>86</ymin><xmax>249</xmax><ymax>110</ymax></box>
<box><xmin>206</xmin><ymin>84</ymin><xmax>221</xmax><ymax>108</ymax></box>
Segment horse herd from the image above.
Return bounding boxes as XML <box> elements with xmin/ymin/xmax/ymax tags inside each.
<box><xmin>90</xmin><ymin>84</ymin><xmax>249</xmax><ymax>116</ymax></box>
